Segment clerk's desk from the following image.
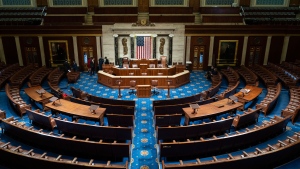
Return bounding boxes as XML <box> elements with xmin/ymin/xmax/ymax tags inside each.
<box><xmin>98</xmin><ymin>69</ymin><xmax>190</xmax><ymax>89</ymax></box>
<box><xmin>45</xmin><ymin>99</ymin><xmax>106</xmax><ymax>125</ymax></box>
<box><xmin>183</xmin><ymin>98</ymin><xmax>243</xmax><ymax>125</ymax></box>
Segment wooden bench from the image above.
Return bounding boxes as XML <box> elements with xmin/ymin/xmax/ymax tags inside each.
<box><xmin>155</xmin><ymin>114</ymin><xmax>182</xmax><ymax>127</ymax></box>
<box><xmin>157</xmin><ymin>116</ymin><xmax>233</xmax><ymax>141</ymax></box>
<box><xmin>232</xmin><ymin>108</ymin><xmax>261</xmax><ymax>129</ymax></box>
<box><xmin>256</xmin><ymin>82</ymin><xmax>281</xmax><ymax>116</ymax></box>
<box><xmin>5</xmin><ymin>83</ymin><xmax>31</xmax><ymax>117</ymax></box>
<box><xmin>1</xmin><ymin>117</ymin><xmax>130</xmax><ymax>161</ymax></box>
<box><xmin>107</xmin><ymin>114</ymin><xmax>134</xmax><ymax>127</ymax></box>
<box><xmin>159</xmin><ymin>116</ymin><xmax>290</xmax><ymax>160</ymax></box>
<box><xmin>69</xmin><ymin>97</ymin><xmax>135</xmax><ymax>115</ymax></box>
<box><xmin>162</xmin><ymin>132</ymin><xmax>300</xmax><ymax>169</ymax></box>
<box><xmin>28</xmin><ymin>66</ymin><xmax>52</xmax><ymax>87</ymax></box>
<box><xmin>281</xmin><ymin>86</ymin><xmax>300</xmax><ymax>124</ymax></box>
<box><xmin>25</xmin><ymin>108</ymin><xmax>56</xmax><ymax>130</ymax></box>
<box><xmin>54</xmin><ymin>118</ymin><xmax>132</xmax><ymax>141</ymax></box>
<box><xmin>67</xmin><ymin>71</ymin><xmax>80</xmax><ymax>83</ymax></box>
<box><xmin>236</xmin><ymin>65</ymin><xmax>259</xmax><ymax>86</ymax></box>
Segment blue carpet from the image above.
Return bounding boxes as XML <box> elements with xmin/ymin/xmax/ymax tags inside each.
<box><xmin>0</xmin><ymin>70</ymin><xmax>300</xmax><ymax>169</ymax></box>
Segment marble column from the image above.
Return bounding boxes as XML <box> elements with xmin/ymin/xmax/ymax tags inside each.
<box><xmin>241</xmin><ymin>36</ymin><xmax>248</xmax><ymax>65</ymax></box>
<box><xmin>38</xmin><ymin>36</ymin><xmax>46</xmax><ymax>66</ymax></box>
<box><xmin>152</xmin><ymin>34</ymin><xmax>157</xmax><ymax>59</ymax></box>
<box><xmin>168</xmin><ymin>34</ymin><xmax>174</xmax><ymax>65</ymax></box>
<box><xmin>96</xmin><ymin>36</ymin><xmax>101</xmax><ymax>60</ymax></box>
<box><xmin>263</xmin><ymin>36</ymin><xmax>272</xmax><ymax>65</ymax></box>
<box><xmin>281</xmin><ymin>36</ymin><xmax>290</xmax><ymax>63</ymax></box>
<box><xmin>113</xmin><ymin>34</ymin><xmax>119</xmax><ymax>65</ymax></box>
<box><xmin>72</xmin><ymin>36</ymin><xmax>79</xmax><ymax>64</ymax></box>
<box><xmin>15</xmin><ymin>36</ymin><xmax>23</xmax><ymax>66</ymax></box>
<box><xmin>130</xmin><ymin>34</ymin><xmax>134</xmax><ymax>58</ymax></box>
<box><xmin>0</xmin><ymin>36</ymin><xmax>6</xmax><ymax>64</ymax></box>
<box><xmin>208</xmin><ymin>36</ymin><xmax>214</xmax><ymax>67</ymax></box>
<box><xmin>185</xmin><ymin>36</ymin><xmax>191</xmax><ymax>63</ymax></box>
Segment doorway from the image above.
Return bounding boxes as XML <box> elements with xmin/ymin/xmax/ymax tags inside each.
<box><xmin>248</xmin><ymin>46</ymin><xmax>261</xmax><ymax>67</ymax></box>
<box><xmin>81</xmin><ymin>46</ymin><xmax>94</xmax><ymax>71</ymax></box>
<box><xmin>192</xmin><ymin>46</ymin><xmax>204</xmax><ymax>70</ymax></box>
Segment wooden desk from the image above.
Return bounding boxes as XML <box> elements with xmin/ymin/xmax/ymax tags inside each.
<box><xmin>98</xmin><ymin>70</ymin><xmax>190</xmax><ymax>89</ymax></box>
<box><xmin>136</xmin><ymin>85</ymin><xmax>151</xmax><ymax>98</ymax></box>
<box><xmin>45</xmin><ymin>99</ymin><xmax>105</xmax><ymax>125</ymax></box>
<box><xmin>234</xmin><ymin>85</ymin><xmax>263</xmax><ymax>109</ymax></box>
<box><xmin>183</xmin><ymin>98</ymin><xmax>243</xmax><ymax>125</ymax></box>
<box><xmin>24</xmin><ymin>86</ymin><xmax>53</xmax><ymax>110</ymax></box>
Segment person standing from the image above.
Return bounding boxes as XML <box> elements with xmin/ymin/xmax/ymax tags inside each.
<box><xmin>87</xmin><ymin>57</ymin><xmax>91</xmax><ymax>73</ymax></box>
<box><xmin>72</xmin><ymin>60</ymin><xmax>78</xmax><ymax>72</ymax></box>
<box><xmin>104</xmin><ymin>57</ymin><xmax>109</xmax><ymax>64</ymax></box>
<box><xmin>90</xmin><ymin>57</ymin><xmax>95</xmax><ymax>76</ymax></box>
<box><xmin>98</xmin><ymin>57</ymin><xmax>104</xmax><ymax>70</ymax></box>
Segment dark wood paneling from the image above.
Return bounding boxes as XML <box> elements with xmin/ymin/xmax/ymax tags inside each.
<box><xmin>149</xmin><ymin>7</ymin><xmax>193</xmax><ymax>14</ymax></box>
<box><xmin>239</xmin><ymin>0</ymin><xmax>251</xmax><ymax>7</ymax></box>
<box><xmin>44</xmin><ymin>16</ymin><xmax>85</xmax><ymax>24</ymax></box>
<box><xmin>149</xmin><ymin>16</ymin><xmax>194</xmax><ymax>23</ymax></box>
<box><xmin>2</xmin><ymin>36</ymin><xmax>18</xmax><ymax>65</ymax></box>
<box><xmin>19</xmin><ymin>36</ymin><xmax>41</xmax><ymax>66</ymax></box>
<box><xmin>189</xmin><ymin>0</ymin><xmax>200</xmax><ymax>12</ymax></box>
<box><xmin>185</xmin><ymin>25</ymin><xmax>300</xmax><ymax>35</ymax></box>
<box><xmin>42</xmin><ymin>37</ymin><xmax>74</xmax><ymax>68</ymax></box>
<box><xmin>138</xmin><ymin>0</ymin><xmax>149</xmax><ymax>13</ymax></box>
<box><xmin>88</xmin><ymin>0</ymin><xmax>98</xmax><ymax>12</ymax></box>
<box><xmin>269</xmin><ymin>36</ymin><xmax>284</xmax><ymax>64</ymax></box>
<box><xmin>93</xmin><ymin>16</ymin><xmax>137</xmax><ymax>23</ymax></box>
<box><xmin>190</xmin><ymin>36</ymin><xmax>210</xmax><ymax>70</ymax></box>
<box><xmin>77</xmin><ymin>36</ymin><xmax>97</xmax><ymax>71</ymax></box>
<box><xmin>286</xmin><ymin>36</ymin><xmax>300</xmax><ymax>62</ymax></box>
<box><xmin>202</xmin><ymin>16</ymin><xmax>243</xmax><ymax>23</ymax></box>
<box><xmin>200</xmin><ymin>7</ymin><xmax>240</xmax><ymax>14</ymax></box>
<box><xmin>289</xmin><ymin>0</ymin><xmax>300</xmax><ymax>6</ymax></box>
<box><xmin>36</xmin><ymin>0</ymin><xmax>48</xmax><ymax>7</ymax></box>
<box><xmin>94</xmin><ymin>7</ymin><xmax>138</xmax><ymax>14</ymax></box>
<box><xmin>0</xmin><ymin>26</ymin><xmax>102</xmax><ymax>35</ymax></box>
<box><xmin>245</xmin><ymin>36</ymin><xmax>267</xmax><ymax>66</ymax></box>
<box><xmin>47</xmin><ymin>7</ymin><xmax>87</xmax><ymax>14</ymax></box>
<box><xmin>213</xmin><ymin>36</ymin><xmax>244</xmax><ymax>68</ymax></box>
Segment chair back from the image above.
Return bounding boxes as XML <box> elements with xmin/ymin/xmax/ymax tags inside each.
<box><xmin>149</xmin><ymin>64</ymin><xmax>155</xmax><ymax>68</ymax></box>
<box><xmin>123</xmin><ymin>57</ymin><xmax>129</xmax><ymax>64</ymax></box>
<box><xmin>151</xmin><ymin>80</ymin><xmax>158</xmax><ymax>87</ymax></box>
<box><xmin>161</xmin><ymin>56</ymin><xmax>167</xmax><ymax>67</ymax></box>
<box><xmin>130</xmin><ymin>80</ymin><xmax>136</xmax><ymax>87</ymax></box>
<box><xmin>123</xmin><ymin>63</ymin><xmax>129</xmax><ymax>68</ymax></box>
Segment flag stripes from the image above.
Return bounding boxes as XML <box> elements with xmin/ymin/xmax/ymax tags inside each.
<box><xmin>136</xmin><ymin>36</ymin><xmax>151</xmax><ymax>59</ymax></box>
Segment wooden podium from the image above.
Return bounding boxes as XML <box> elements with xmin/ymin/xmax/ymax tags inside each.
<box><xmin>137</xmin><ymin>85</ymin><xmax>151</xmax><ymax>98</ymax></box>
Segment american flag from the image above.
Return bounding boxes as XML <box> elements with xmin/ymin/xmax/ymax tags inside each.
<box><xmin>136</xmin><ymin>36</ymin><xmax>151</xmax><ymax>59</ymax></box>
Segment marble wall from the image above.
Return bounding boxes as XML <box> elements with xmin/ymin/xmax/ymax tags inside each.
<box><xmin>102</xmin><ymin>23</ymin><xmax>185</xmax><ymax>65</ymax></box>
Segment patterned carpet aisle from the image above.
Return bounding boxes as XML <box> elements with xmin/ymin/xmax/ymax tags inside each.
<box><xmin>62</xmin><ymin>71</ymin><xmax>211</xmax><ymax>169</ymax></box>
<box><xmin>130</xmin><ymin>98</ymin><xmax>159</xmax><ymax>169</ymax></box>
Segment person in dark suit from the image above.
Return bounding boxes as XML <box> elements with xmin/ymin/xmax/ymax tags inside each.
<box><xmin>63</xmin><ymin>59</ymin><xmax>71</xmax><ymax>73</ymax></box>
<box><xmin>72</xmin><ymin>60</ymin><xmax>78</xmax><ymax>72</ymax></box>
<box><xmin>98</xmin><ymin>57</ymin><xmax>104</xmax><ymax>70</ymax></box>
<box><xmin>104</xmin><ymin>57</ymin><xmax>109</xmax><ymax>64</ymax></box>
<box><xmin>90</xmin><ymin>57</ymin><xmax>95</xmax><ymax>76</ymax></box>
